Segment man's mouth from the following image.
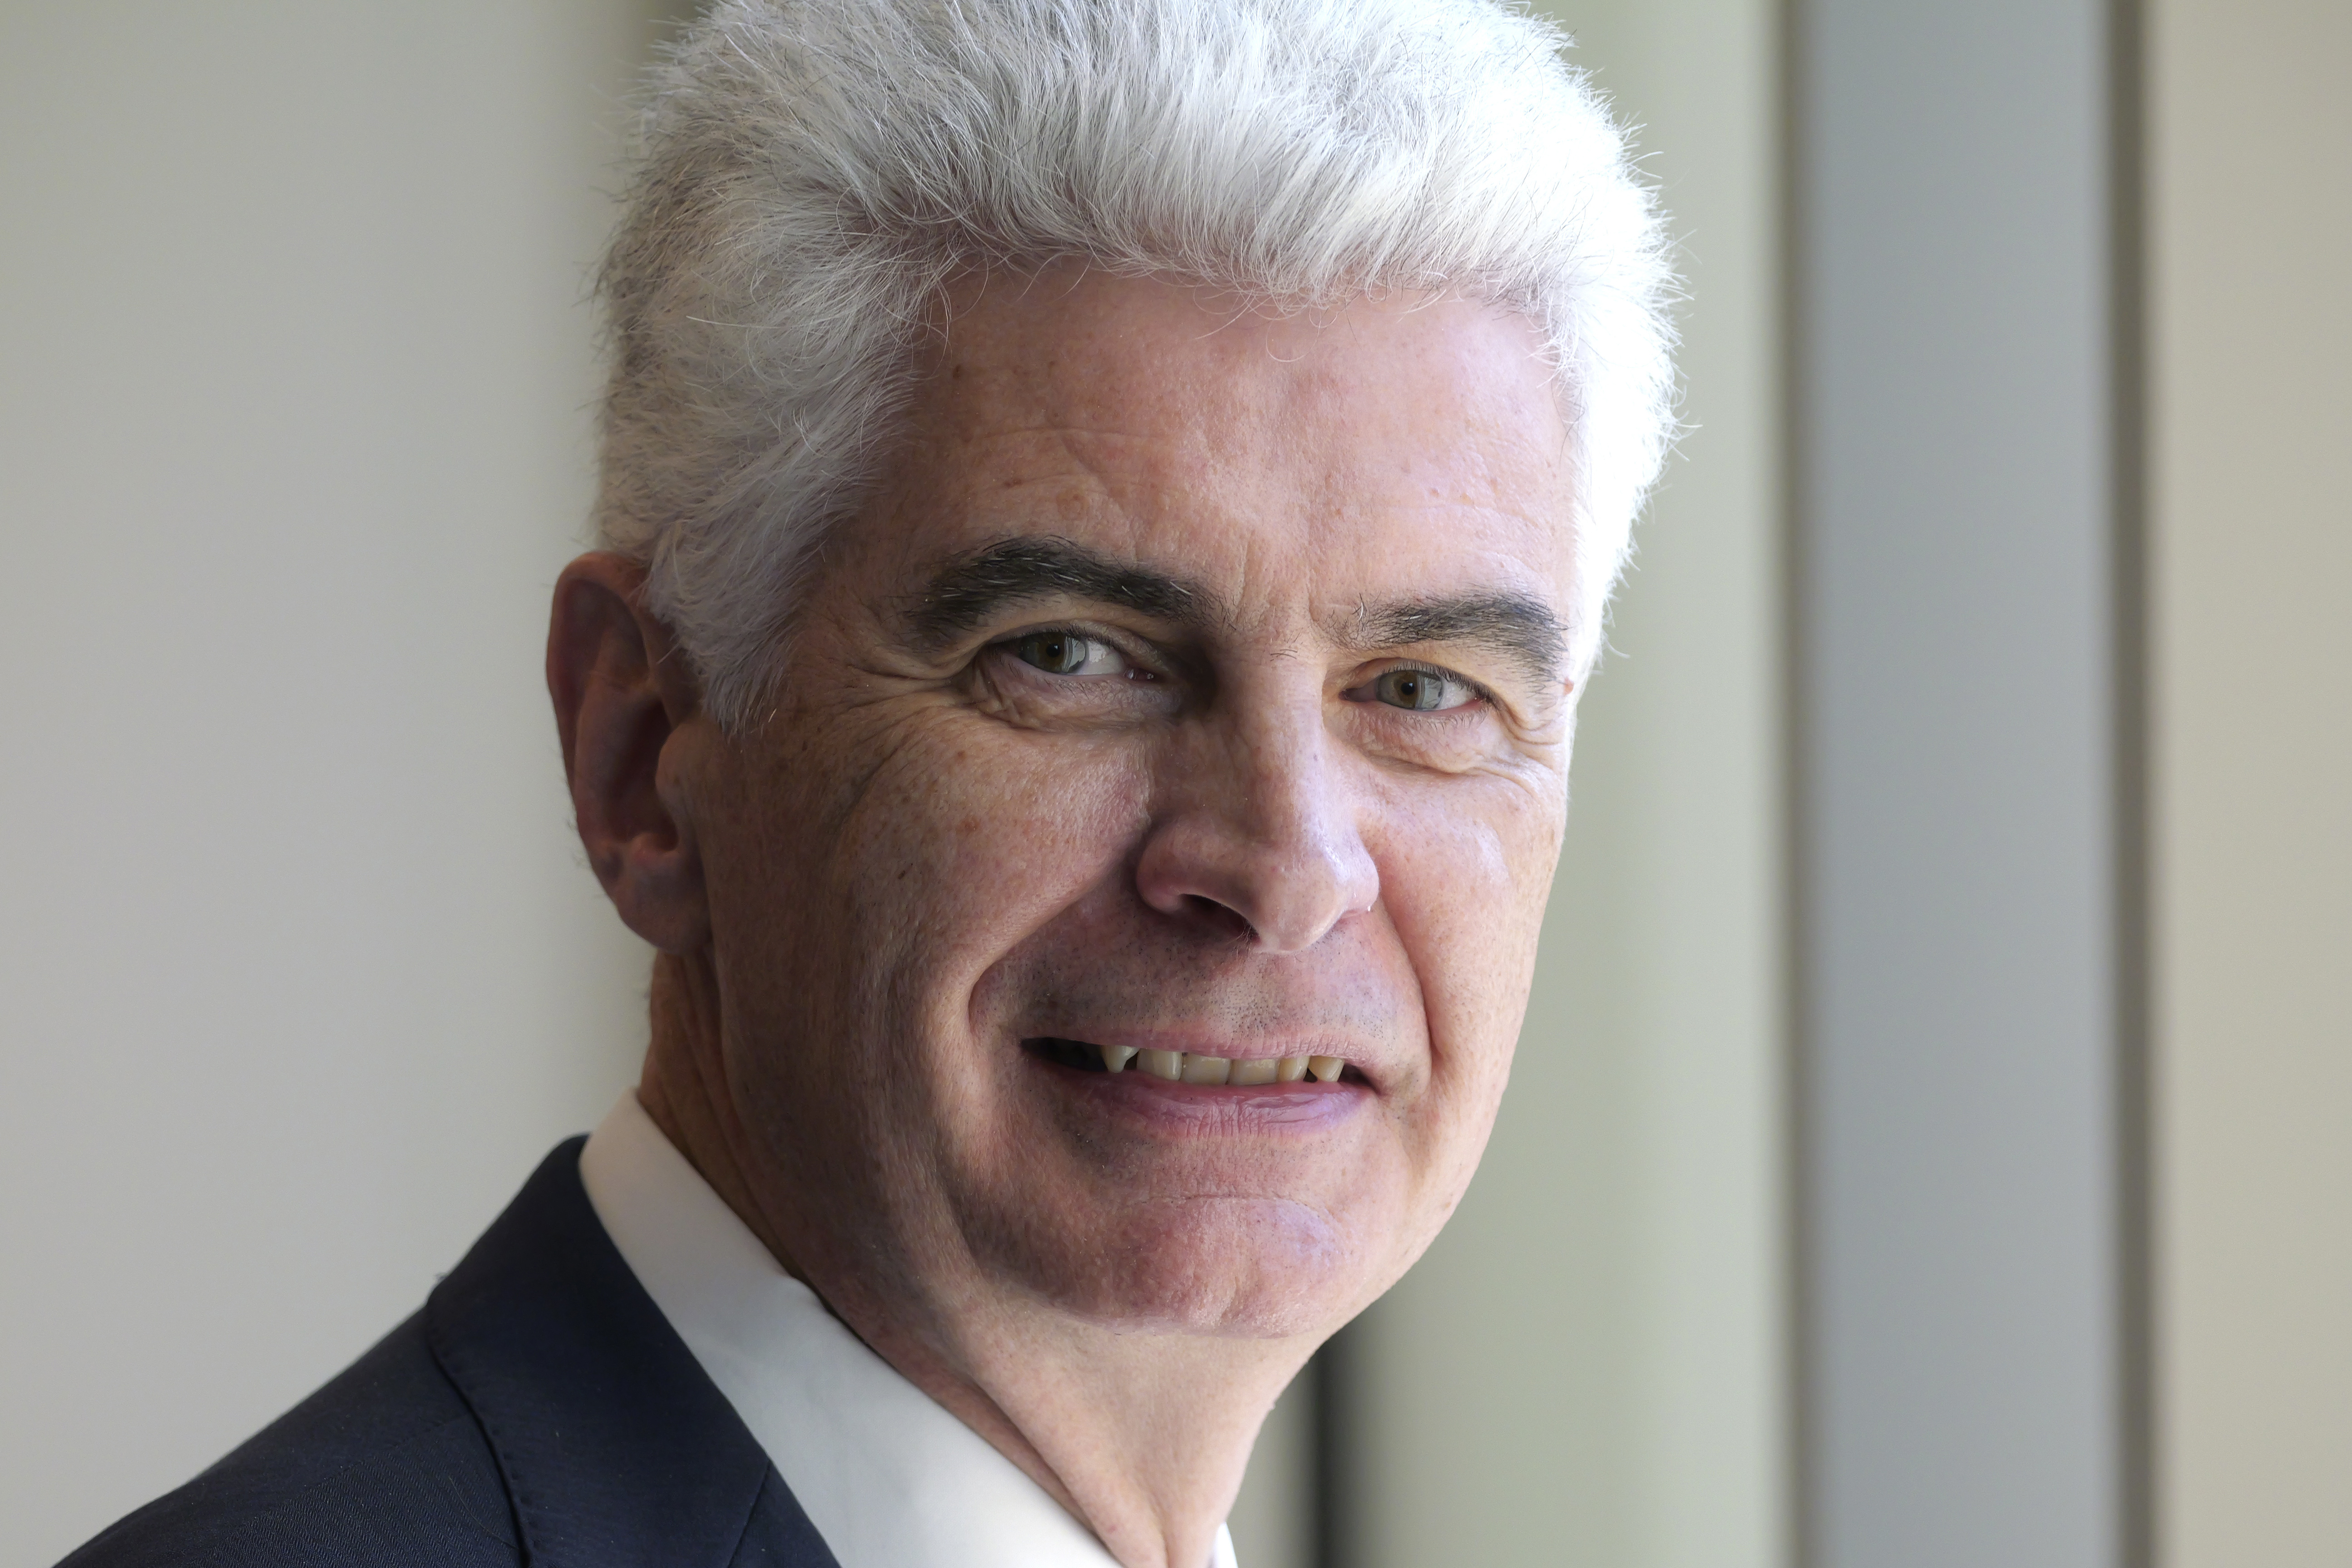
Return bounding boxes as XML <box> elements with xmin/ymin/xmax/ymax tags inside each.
<box><xmin>1024</xmin><ymin>1036</ymin><xmax>1358</xmax><ymax>1086</ymax></box>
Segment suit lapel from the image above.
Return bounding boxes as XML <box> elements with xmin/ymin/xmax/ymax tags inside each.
<box><xmin>425</xmin><ymin>1139</ymin><xmax>840</xmax><ymax>1568</ymax></box>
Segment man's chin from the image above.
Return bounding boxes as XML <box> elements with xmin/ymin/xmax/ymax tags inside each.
<box><xmin>964</xmin><ymin>1191</ymin><xmax>1378</xmax><ymax>1340</ymax></box>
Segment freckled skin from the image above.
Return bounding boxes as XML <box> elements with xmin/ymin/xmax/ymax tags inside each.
<box><xmin>548</xmin><ymin>265</ymin><xmax>1581</xmax><ymax>1568</ymax></box>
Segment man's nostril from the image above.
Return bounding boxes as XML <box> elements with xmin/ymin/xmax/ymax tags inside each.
<box><xmin>1176</xmin><ymin>893</ymin><xmax>1258</xmax><ymax>943</ymax></box>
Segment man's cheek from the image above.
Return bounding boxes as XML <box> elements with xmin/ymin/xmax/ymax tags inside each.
<box><xmin>866</xmin><ymin>730</ymin><xmax>1147</xmax><ymax>935</ymax></box>
<box><xmin>1383</xmin><ymin>805</ymin><xmax>1535</xmax><ymax>961</ymax></box>
<box><xmin>1378</xmin><ymin>810</ymin><xmax>1544</xmax><ymax>1159</ymax></box>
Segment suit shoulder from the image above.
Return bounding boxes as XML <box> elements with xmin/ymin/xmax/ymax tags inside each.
<box><xmin>59</xmin><ymin>1311</ymin><xmax>518</xmax><ymax>1568</ymax></box>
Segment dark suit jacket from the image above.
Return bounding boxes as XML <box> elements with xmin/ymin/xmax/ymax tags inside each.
<box><xmin>61</xmin><ymin>1139</ymin><xmax>842</xmax><ymax>1567</ymax></box>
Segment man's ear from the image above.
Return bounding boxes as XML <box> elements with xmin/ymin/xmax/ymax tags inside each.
<box><xmin>547</xmin><ymin>552</ymin><xmax>712</xmax><ymax>954</ymax></box>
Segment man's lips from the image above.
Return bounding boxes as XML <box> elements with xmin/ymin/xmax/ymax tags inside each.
<box><xmin>1022</xmin><ymin>1035</ymin><xmax>1371</xmax><ymax>1088</ymax></box>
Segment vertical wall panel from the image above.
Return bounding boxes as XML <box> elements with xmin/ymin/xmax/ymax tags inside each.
<box><xmin>1789</xmin><ymin>2</ymin><xmax>2125</xmax><ymax>1566</ymax></box>
<box><xmin>2149</xmin><ymin>1</ymin><xmax>2352</xmax><ymax>1563</ymax></box>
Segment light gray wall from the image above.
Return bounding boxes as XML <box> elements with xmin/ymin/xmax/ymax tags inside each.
<box><xmin>2148</xmin><ymin>1</ymin><xmax>2352</xmax><ymax>1562</ymax></box>
<box><xmin>1345</xmin><ymin>0</ymin><xmax>1789</xmax><ymax>1563</ymax></box>
<box><xmin>0</xmin><ymin>8</ymin><xmax>665</xmax><ymax>1563</ymax></box>
<box><xmin>1789</xmin><ymin>1</ymin><xmax>2126</xmax><ymax>1565</ymax></box>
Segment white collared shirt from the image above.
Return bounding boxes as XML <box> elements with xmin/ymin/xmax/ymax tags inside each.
<box><xmin>579</xmin><ymin>1092</ymin><xmax>1239</xmax><ymax>1568</ymax></box>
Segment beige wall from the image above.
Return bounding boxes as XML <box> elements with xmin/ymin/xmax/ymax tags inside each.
<box><xmin>0</xmin><ymin>7</ymin><xmax>664</xmax><ymax>1563</ymax></box>
<box><xmin>2149</xmin><ymin>1</ymin><xmax>2352</xmax><ymax>1563</ymax></box>
<box><xmin>1349</xmin><ymin>0</ymin><xmax>1788</xmax><ymax>1563</ymax></box>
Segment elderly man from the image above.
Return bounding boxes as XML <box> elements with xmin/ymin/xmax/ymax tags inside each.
<box><xmin>64</xmin><ymin>1</ymin><xmax>1670</xmax><ymax>1565</ymax></box>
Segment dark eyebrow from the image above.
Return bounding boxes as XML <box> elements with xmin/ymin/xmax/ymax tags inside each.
<box><xmin>906</xmin><ymin>536</ymin><xmax>1212</xmax><ymax>648</ymax></box>
<box><xmin>1347</xmin><ymin>593</ymin><xmax>1570</xmax><ymax>689</ymax></box>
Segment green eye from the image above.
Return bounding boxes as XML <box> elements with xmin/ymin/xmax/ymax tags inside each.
<box><xmin>1013</xmin><ymin>631</ymin><xmax>1121</xmax><ymax>676</ymax></box>
<box><xmin>1371</xmin><ymin>667</ymin><xmax>1471</xmax><ymax>711</ymax></box>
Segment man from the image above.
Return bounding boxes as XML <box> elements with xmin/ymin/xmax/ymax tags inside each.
<box><xmin>64</xmin><ymin>0</ymin><xmax>1670</xmax><ymax>1564</ymax></box>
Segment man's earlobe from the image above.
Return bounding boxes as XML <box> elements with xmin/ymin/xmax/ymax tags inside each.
<box><xmin>547</xmin><ymin>552</ymin><xmax>712</xmax><ymax>954</ymax></box>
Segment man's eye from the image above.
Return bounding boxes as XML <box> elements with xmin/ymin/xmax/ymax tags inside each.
<box><xmin>1367</xmin><ymin>667</ymin><xmax>1478</xmax><ymax>712</ymax></box>
<box><xmin>1011</xmin><ymin>631</ymin><xmax>1127</xmax><ymax>677</ymax></box>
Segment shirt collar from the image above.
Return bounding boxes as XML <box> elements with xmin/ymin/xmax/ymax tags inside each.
<box><xmin>579</xmin><ymin>1092</ymin><xmax>1238</xmax><ymax>1568</ymax></box>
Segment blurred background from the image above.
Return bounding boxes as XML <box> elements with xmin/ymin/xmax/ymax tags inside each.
<box><xmin>1</xmin><ymin>2</ymin><xmax>2342</xmax><ymax>1565</ymax></box>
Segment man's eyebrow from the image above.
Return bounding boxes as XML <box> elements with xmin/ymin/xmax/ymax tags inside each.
<box><xmin>906</xmin><ymin>536</ymin><xmax>1213</xmax><ymax>647</ymax></box>
<box><xmin>1346</xmin><ymin>593</ymin><xmax>1571</xmax><ymax>688</ymax></box>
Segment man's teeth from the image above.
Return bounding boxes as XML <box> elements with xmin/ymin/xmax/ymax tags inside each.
<box><xmin>1097</xmin><ymin>1042</ymin><xmax>1345</xmax><ymax>1084</ymax></box>
<box><xmin>1180</xmin><ymin>1054</ymin><xmax>1231</xmax><ymax>1084</ymax></box>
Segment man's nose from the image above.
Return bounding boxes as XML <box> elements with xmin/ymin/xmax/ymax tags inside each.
<box><xmin>1133</xmin><ymin>701</ymin><xmax>1381</xmax><ymax>955</ymax></box>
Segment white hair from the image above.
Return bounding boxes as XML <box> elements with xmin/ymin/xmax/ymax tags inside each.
<box><xmin>598</xmin><ymin>0</ymin><xmax>1676</xmax><ymax>725</ymax></box>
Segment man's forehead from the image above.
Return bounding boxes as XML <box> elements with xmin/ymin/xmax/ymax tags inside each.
<box><xmin>926</xmin><ymin>270</ymin><xmax>1571</xmax><ymax>492</ymax></box>
<box><xmin>876</xmin><ymin>271</ymin><xmax>1580</xmax><ymax>653</ymax></box>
